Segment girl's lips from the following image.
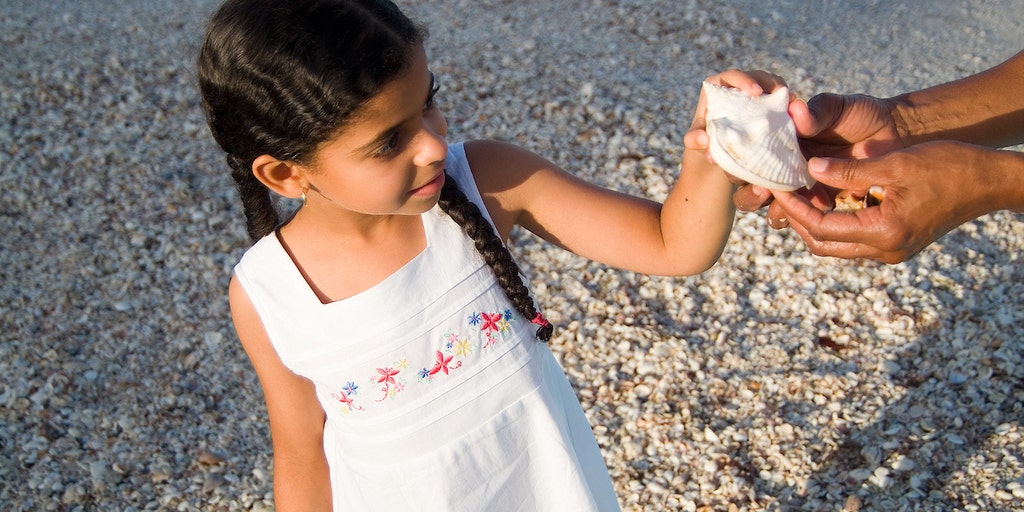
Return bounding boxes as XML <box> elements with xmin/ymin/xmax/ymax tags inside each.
<box><xmin>411</xmin><ymin>171</ymin><xmax>445</xmax><ymax>197</ymax></box>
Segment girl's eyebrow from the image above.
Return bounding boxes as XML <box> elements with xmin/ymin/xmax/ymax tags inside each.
<box><xmin>353</xmin><ymin>72</ymin><xmax>437</xmax><ymax>155</ymax></box>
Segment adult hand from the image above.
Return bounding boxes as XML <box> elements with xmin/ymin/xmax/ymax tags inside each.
<box><xmin>734</xmin><ymin>92</ymin><xmax>907</xmax><ymax>227</ymax></box>
<box><xmin>772</xmin><ymin>140</ymin><xmax>1010</xmax><ymax>263</ymax></box>
<box><xmin>796</xmin><ymin>92</ymin><xmax>904</xmax><ymax>159</ymax></box>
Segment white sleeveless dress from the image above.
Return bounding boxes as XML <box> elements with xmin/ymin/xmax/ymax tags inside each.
<box><xmin>234</xmin><ymin>142</ymin><xmax>621</xmax><ymax>511</ymax></box>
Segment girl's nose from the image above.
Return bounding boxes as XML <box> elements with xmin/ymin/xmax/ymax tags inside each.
<box><xmin>413</xmin><ymin>113</ymin><xmax>448</xmax><ymax>167</ymax></box>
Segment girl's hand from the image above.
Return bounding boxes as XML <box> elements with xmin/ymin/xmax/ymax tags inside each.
<box><xmin>685</xmin><ymin>69</ymin><xmax>810</xmax><ymax>220</ymax></box>
<box><xmin>688</xmin><ymin>69</ymin><xmax>792</xmax><ymax>132</ymax></box>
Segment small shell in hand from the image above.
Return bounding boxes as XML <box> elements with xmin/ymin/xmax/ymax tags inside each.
<box><xmin>833</xmin><ymin>186</ymin><xmax>886</xmax><ymax>211</ymax></box>
<box><xmin>703</xmin><ymin>82</ymin><xmax>813</xmax><ymax>191</ymax></box>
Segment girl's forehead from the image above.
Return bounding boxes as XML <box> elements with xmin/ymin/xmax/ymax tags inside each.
<box><xmin>359</xmin><ymin>49</ymin><xmax>430</xmax><ymax>119</ymax></box>
<box><xmin>322</xmin><ymin>47</ymin><xmax>432</xmax><ymax>151</ymax></box>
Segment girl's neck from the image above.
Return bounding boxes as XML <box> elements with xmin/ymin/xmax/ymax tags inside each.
<box><xmin>285</xmin><ymin>204</ymin><xmax>418</xmax><ymax>242</ymax></box>
<box><xmin>277</xmin><ymin>208</ymin><xmax>428</xmax><ymax>304</ymax></box>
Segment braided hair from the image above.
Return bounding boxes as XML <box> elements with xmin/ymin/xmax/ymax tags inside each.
<box><xmin>437</xmin><ymin>173</ymin><xmax>553</xmax><ymax>341</ymax></box>
<box><xmin>198</xmin><ymin>0</ymin><xmax>553</xmax><ymax>341</ymax></box>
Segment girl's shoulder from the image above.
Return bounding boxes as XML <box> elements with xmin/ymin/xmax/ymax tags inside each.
<box><xmin>461</xmin><ymin>139</ymin><xmax>557</xmax><ymax>198</ymax></box>
<box><xmin>459</xmin><ymin>139</ymin><xmax>551</xmax><ymax>239</ymax></box>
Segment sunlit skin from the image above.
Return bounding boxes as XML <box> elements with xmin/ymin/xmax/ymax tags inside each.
<box><xmin>250</xmin><ymin>46</ymin><xmax>447</xmax><ymax>303</ymax></box>
<box><xmin>691</xmin><ymin>52</ymin><xmax>1024</xmax><ymax>263</ymax></box>
<box><xmin>297</xmin><ymin>66</ymin><xmax>448</xmax><ymax>219</ymax></box>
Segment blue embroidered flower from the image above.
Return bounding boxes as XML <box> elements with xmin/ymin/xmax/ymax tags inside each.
<box><xmin>418</xmin><ymin>368</ymin><xmax>431</xmax><ymax>379</ymax></box>
<box><xmin>342</xmin><ymin>381</ymin><xmax>359</xmax><ymax>395</ymax></box>
<box><xmin>468</xmin><ymin>312</ymin><xmax>482</xmax><ymax>326</ymax></box>
<box><xmin>503</xmin><ymin>309</ymin><xmax>514</xmax><ymax>321</ymax></box>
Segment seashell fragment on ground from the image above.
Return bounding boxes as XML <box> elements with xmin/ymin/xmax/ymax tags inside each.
<box><xmin>703</xmin><ymin>82</ymin><xmax>813</xmax><ymax>191</ymax></box>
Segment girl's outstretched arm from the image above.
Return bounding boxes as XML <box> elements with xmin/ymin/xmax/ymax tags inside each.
<box><xmin>465</xmin><ymin>73</ymin><xmax>783</xmax><ymax>276</ymax></box>
<box><xmin>466</xmin><ymin>136</ymin><xmax>733</xmax><ymax>276</ymax></box>
<box><xmin>229</xmin><ymin>277</ymin><xmax>332</xmax><ymax>511</ymax></box>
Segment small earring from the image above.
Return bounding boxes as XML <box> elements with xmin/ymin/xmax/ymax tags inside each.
<box><xmin>301</xmin><ymin>187</ymin><xmax>308</xmax><ymax>208</ymax></box>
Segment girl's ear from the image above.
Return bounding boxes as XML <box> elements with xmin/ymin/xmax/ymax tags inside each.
<box><xmin>252</xmin><ymin>154</ymin><xmax>307</xmax><ymax>199</ymax></box>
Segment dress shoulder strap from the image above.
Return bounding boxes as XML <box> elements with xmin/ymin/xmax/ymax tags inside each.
<box><xmin>445</xmin><ymin>142</ymin><xmax>497</xmax><ymax>231</ymax></box>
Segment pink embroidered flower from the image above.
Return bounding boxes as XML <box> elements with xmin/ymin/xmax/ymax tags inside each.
<box><xmin>427</xmin><ymin>350</ymin><xmax>462</xmax><ymax>377</ymax></box>
<box><xmin>376</xmin><ymin>367</ymin><xmax>399</xmax><ymax>385</ymax></box>
<box><xmin>331</xmin><ymin>391</ymin><xmax>364</xmax><ymax>413</ymax></box>
<box><xmin>481</xmin><ymin>333</ymin><xmax>497</xmax><ymax>349</ymax></box>
<box><xmin>479</xmin><ymin>312</ymin><xmax>503</xmax><ymax>333</ymax></box>
<box><xmin>374</xmin><ymin>367</ymin><xmax>402</xmax><ymax>402</ymax></box>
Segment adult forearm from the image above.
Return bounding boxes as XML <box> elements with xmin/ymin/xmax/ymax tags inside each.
<box><xmin>992</xmin><ymin>149</ymin><xmax>1024</xmax><ymax>214</ymax></box>
<box><xmin>892</xmin><ymin>50</ymin><xmax>1024</xmax><ymax>148</ymax></box>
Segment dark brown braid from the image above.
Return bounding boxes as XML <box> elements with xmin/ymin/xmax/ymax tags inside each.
<box><xmin>227</xmin><ymin>154</ymin><xmax>280</xmax><ymax>241</ymax></box>
<box><xmin>436</xmin><ymin>173</ymin><xmax>553</xmax><ymax>342</ymax></box>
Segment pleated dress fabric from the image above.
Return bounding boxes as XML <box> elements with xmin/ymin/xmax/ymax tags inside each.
<box><xmin>234</xmin><ymin>143</ymin><xmax>621</xmax><ymax>511</ymax></box>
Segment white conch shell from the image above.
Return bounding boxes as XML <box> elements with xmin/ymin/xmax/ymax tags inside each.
<box><xmin>703</xmin><ymin>82</ymin><xmax>813</xmax><ymax>191</ymax></box>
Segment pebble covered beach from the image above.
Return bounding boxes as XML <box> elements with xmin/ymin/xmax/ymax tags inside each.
<box><xmin>2</xmin><ymin>0</ymin><xmax>1023</xmax><ymax>510</ymax></box>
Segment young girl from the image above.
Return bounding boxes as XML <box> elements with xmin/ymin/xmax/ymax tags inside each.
<box><xmin>198</xmin><ymin>0</ymin><xmax>768</xmax><ymax>509</ymax></box>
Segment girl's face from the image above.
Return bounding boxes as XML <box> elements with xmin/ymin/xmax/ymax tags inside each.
<box><xmin>303</xmin><ymin>45</ymin><xmax>448</xmax><ymax>217</ymax></box>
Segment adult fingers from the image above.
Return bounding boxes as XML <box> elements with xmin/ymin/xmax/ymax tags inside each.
<box><xmin>765</xmin><ymin>201</ymin><xmax>789</xmax><ymax>230</ymax></box>
<box><xmin>769</xmin><ymin>192</ymin><xmax>824</xmax><ymax>231</ymax></box>
<box><xmin>796</xmin><ymin>92</ymin><xmax>846</xmax><ymax>138</ymax></box>
<box><xmin>804</xmin><ymin>182</ymin><xmax>836</xmax><ymax>211</ymax></box>
<box><xmin>733</xmin><ymin>184</ymin><xmax>773</xmax><ymax>212</ymax></box>
<box><xmin>806</xmin><ymin>156</ymin><xmax>882</xmax><ymax>193</ymax></box>
<box><xmin>761</xmin><ymin>185</ymin><xmax>831</xmax><ymax>226</ymax></box>
<box><xmin>784</xmin><ymin>212</ymin><xmax>885</xmax><ymax>260</ymax></box>
<box><xmin>772</xmin><ymin>190</ymin><xmax>886</xmax><ymax>246</ymax></box>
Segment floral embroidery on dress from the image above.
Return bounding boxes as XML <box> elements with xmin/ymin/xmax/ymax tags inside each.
<box><xmin>423</xmin><ymin>350</ymin><xmax>462</xmax><ymax>380</ymax></box>
<box><xmin>330</xmin><ymin>381</ymin><xmax>365</xmax><ymax>414</ymax></box>
<box><xmin>419</xmin><ymin>332</ymin><xmax>468</xmax><ymax>382</ymax></box>
<box><xmin>453</xmin><ymin>339</ymin><xmax>473</xmax><ymax>357</ymax></box>
<box><xmin>373</xmin><ymin>364</ymin><xmax>407</xmax><ymax>402</ymax></box>
<box><xmin>477</xmin><ymin>309</ymin><xmax>513</xmax><ymax>348</ymax></box>
<box><xmin>329</xmin><ymin>308</ymin><xmax>518</xmax><ymax>413</ymax></box>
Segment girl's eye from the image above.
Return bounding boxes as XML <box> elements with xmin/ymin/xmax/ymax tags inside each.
<box><xmin>373</xmin><ymin>75</ymin><xmax>439</xmax><ymax>159</ymax></box>
<box><xmin>424</xmin><ymin>75</ymin><xmax>440</xmax><ymax>110</ymax></box>
<box><xmin>373</xmin><ymin>132</ymin><xmax>400</xmax><ymax>158</ymax></box>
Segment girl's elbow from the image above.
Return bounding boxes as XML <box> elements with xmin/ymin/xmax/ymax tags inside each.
<box><xmin>663</xmin><ymin>251</ymin><xmax>725</xmax><ymax>277</ymax></box>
